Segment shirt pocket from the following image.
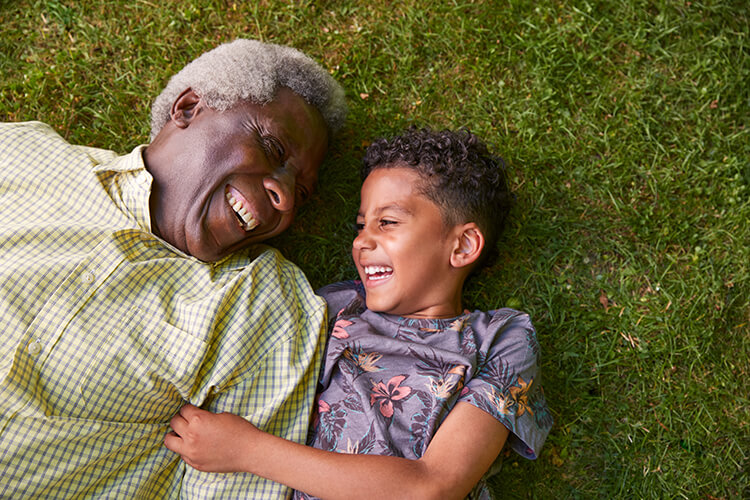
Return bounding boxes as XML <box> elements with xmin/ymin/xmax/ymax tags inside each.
<box><xmin>79</xmin><ymin>306</ymin><xmax>208</xmax><ymax>424</ymax></box>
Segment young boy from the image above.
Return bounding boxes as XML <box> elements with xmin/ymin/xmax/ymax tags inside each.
<box><xmin>165</xmin><ymin>128</ymin><xmax>552</xmax><ymax>499</ymax></box>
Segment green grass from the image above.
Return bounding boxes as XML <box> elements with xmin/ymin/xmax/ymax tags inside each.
<box><xmin>2</xmin><ymin>0</ymin><xmax>748</xmax><ymax>498</ymax></box>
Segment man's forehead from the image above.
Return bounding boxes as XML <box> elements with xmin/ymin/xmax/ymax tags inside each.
<box><xmin>267</xmin><ymin>91</ymin><xmax>326</xmax><ymax>145</ymax></box>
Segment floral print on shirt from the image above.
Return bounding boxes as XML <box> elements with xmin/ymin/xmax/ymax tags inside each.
<box><xmin>294</xmin><ymin>281</ymin><xmax>552</xmax><ymax>500</ymax></box>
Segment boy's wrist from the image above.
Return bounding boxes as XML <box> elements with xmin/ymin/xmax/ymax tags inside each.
<box><xmin>237</xmin><ymin>419</ymin><xmax>264</xmax><ymax>474</ymax></box>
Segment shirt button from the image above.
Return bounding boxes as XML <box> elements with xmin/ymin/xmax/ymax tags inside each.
<box><xmin>81</xmin><ymin>272</ymin><xmax>95</xmax><ymax>284</ymax></box>
<box><xmin>28</xmin><ymin>341</ymin><xmax>42</xmax><ymax>356</ymax></box>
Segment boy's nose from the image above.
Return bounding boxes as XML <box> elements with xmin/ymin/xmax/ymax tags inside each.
<box><xmin>352</xmin><ymin>228</ymin><xmax>374</xmax><ymax>250</ymax></box>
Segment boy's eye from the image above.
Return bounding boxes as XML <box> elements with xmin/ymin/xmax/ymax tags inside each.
<box><xmin>354</xmin><ymin>222</ymin><xmax>365</xmax><ymax>232</ymax></box>
<box><xmin>379</xmin><ymin>219</ymin><xmax>397</xmax><ymax>227</ymax></box>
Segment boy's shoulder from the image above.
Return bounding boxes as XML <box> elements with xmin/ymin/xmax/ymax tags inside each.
<box><xmin>467</xmin><ymin>307</ymin><xmax>539</xmax><ymax>355</ymax></box>
<box><xmin>470</xmin><ymin>307</ymin><xmax>534</xmax><ymax>333</ymax></box>
<box><xmin>316</xmin><ymin>280</ymin><xmax>366</xmax><ymax>323</ymax></box>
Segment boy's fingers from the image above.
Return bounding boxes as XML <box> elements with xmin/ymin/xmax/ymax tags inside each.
<box><xmin>163</xmin><ymin>431</ymin><xmax>182</xmax><ymax>453</ymax></box>
<box><xmin>180</xmin><ymin>403</ymin><xmax>196</xmax><ymax>414</ymax></box>
<box><xmin>169</xmin><ymin>403</ymin><xmax>200</xmax><ymax>431</ymax></box>
<box><xmin>169</xmin><ymin>412</ymin><xmax>186</xmax><ymax>432</ymax></box>
<box><xmin>179</xmin><ymin>403</ymin><xmax>201</xmax><ymax>419</ymax></box>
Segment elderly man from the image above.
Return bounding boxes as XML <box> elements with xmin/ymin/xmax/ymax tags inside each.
<box><xmin>0</xmin><ymin>39</ymin><xmax>346</xmax><ymax>498</ymax></box>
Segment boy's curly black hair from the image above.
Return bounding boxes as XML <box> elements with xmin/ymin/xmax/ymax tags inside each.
<box><xmin>361</xmin><ymin>127</ymin><xmax>514</xmax><ymax>268</ymax></box>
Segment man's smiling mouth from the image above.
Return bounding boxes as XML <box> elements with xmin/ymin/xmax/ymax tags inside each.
<box><xmin>225</xmin><ymin>186</ymin><xmax>259</xmax><ymax>231</ymax></box>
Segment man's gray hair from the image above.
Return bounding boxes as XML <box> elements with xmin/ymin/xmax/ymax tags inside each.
<box><xmin>150</xmin><ymin>39</ymin><xmax>347</xmax><ymax>140</ymax></box>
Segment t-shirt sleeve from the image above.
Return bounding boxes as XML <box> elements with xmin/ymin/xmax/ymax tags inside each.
<box><xmin>458</xmin><ymin>310</ymin><xmax>553</xmax><ymax>459</ymax></box>
<box><xmin>316</xmin><ymin>280</ymin><xmax>365</xmax><ymax>327</ymax></box>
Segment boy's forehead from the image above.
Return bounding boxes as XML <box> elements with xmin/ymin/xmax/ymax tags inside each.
<box><xmin>359</xmin><ymin>167</ymin><xmax>441</xmax><ymax>216</ymax></box>
<box><xmin>362</xmin><ymin>168</ymin><xmax>420</xmax><ymax>199</ymax></box>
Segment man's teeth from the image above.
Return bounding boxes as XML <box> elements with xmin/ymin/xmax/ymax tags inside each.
<box><xmin>225</xmin><ymin>192</ymin><xmax>259</xmax><ymax>231</ymax></box>
<box><xmin>364</xmin><ymin>265</ymin><xmax>393</xmax><ymax>280</ymax></box>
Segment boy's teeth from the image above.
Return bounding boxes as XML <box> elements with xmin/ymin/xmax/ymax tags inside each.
<box><xmin>364</xmin><ymin>265</ymin><xmax>393</xmax><ymax>276</ymax></box>
<box><xmin>225</xmin><ymin>192</ymin><xmax>259</xmax><ymax>231</ymax></box>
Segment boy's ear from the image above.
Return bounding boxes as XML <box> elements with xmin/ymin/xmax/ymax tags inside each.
<box><xmin>450</xmin><ymin>223</ymin><xmax>485</xmax><ymax>269</ymax></box>
<box><xmin>170</xmin><ymin>88</ymin><xmax>201</xmax><ymax>128</ymax></box>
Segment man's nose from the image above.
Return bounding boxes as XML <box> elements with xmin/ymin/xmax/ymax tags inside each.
<box><xmin>263</xmin><ymin>175</ymin><xmax>295</xmax><ymax>212</ymax></box>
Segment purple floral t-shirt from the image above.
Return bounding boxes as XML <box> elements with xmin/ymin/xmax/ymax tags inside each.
<box><xmin>294</xmin><ymin>281</ymin><xmax>552</xmax><ymax>499</ymax></box>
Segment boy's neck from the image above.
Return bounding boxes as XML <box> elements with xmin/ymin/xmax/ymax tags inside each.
<box><xmin>388</xmin><ymin>284</ymin><xmax>465</xmax><ymax>320</ymax></box>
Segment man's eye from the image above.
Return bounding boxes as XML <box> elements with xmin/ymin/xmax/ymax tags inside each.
<box><xmin>296</xmin><ymin>186</ymin><xmax>310</xmax><ymax>203</ymax></box>
<box><xmin>262</xmin><ymin>136</ymin><xmax>284</xmax><ymax>161</ymax></box>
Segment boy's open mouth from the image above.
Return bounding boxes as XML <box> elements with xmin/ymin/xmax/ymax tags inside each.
<box><xmin>364</xmin><ymin>265</ymin><xmax>393</xmax><ymax>281</ymax></box>
<box><xmin>225</xmin><ymin>186</ymin><xmax>259</xmax><ymax>232</ymax></box>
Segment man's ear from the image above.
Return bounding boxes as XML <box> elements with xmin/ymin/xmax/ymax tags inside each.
<box><xmin>170</xmin><ymin>88</ymin><xmax>201</xmax><ymax>128</ymax></box>
<box><xmin>450</xmin><ymin>223</ymin><xmax>485</xmax><ymax>269</ymax></box>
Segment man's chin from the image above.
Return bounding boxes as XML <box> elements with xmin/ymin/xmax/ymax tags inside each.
<box><xmin>184</xmin><ymin>238</ymin><xmax>231</xmax><ymax>263</ymax></box>
<box><xmin>191</xmin><ymin>220</ymin><xmax>291</xmax><ymax>261</ymax></box>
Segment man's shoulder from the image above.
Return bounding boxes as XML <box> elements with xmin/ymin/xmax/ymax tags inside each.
<box><xmin>217</xmin><ymin>244</ymin><xmax>298</xmax><ymax>272</ymax></box>
<box><xmin>0</xmin><ymin>121</ymin><xmax>61</xmax><ymax>143</ymax></box>
<box><xmin>241</xmin><ymin>247</ymin><xmax>327</xmax><ymax>321</ymax></box>
<box><xmin>217</xmin><ymin>245</ymin><xmax>320</xmax><ymax>298</ymax></box>
<box><xmin>0</xmin><ymin>121</ymin><xmax>118</xmax><ymax>164</ymax></box>
<box><xmin>1</xmin><ymin>120</ymin><xmax>56</xmax><ymax>131</ymax></box>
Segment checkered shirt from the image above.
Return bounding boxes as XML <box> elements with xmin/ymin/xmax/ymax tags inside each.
<box><xmin>0</xmin><ymin>122</ymin><xmax>326</xmax><ymax>498</ymax></box>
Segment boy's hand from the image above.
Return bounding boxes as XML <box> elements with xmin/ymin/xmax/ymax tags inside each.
<box><xmin>164</xmin><ymin>403</ymin><xmax>257</xmax><ymax>472</ymax></box>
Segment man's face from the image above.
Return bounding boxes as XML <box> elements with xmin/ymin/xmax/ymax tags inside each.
<box><xmin>149</xmin><ymin>87</ymin><xmax>329</xmax><ymax>261</ymax></box>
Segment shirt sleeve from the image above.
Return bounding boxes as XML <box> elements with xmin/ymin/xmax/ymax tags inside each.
<box><xmin>178</xmin><ymin>249</ymin><xmax>328</xmax><ymax>498</ymax></box>
<box><xmin>316</xmin><ymin>280</ymin><xmax>365</xmax><ymax>326</ymax></box>
<box><xmin>458</xmin><ymin>310</ymin><xmax>553</xmax><ymax>459</ymax></box>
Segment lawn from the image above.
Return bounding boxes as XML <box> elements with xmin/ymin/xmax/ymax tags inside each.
<box><xmin>1</xmin><ymin>0</ymin><xmax>748</xmax><ymax>498</ymax></box>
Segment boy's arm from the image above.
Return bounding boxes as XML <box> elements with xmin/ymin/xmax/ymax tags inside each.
<box><xmin>165</xmin><ymin>401</ymin><xmax>508</xmax><ymax>500</ymax></box>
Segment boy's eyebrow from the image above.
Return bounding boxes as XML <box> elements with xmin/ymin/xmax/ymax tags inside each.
<box><xmin>357</xmin><ymin>204</ymin><xmax>414</xmax><ymax>218</ymax></box>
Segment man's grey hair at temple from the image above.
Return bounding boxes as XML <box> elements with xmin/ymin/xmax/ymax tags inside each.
<box><xmin>149</xmin><ymin>38</ymin><xmax>347</xmax><ymax>140</ymax></box>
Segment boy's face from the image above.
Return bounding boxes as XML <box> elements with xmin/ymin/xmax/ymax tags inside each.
<box><xmin>353</xmin><ymin>167</ymin><xmax>463</xmax><ymax>318</ymax></box>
